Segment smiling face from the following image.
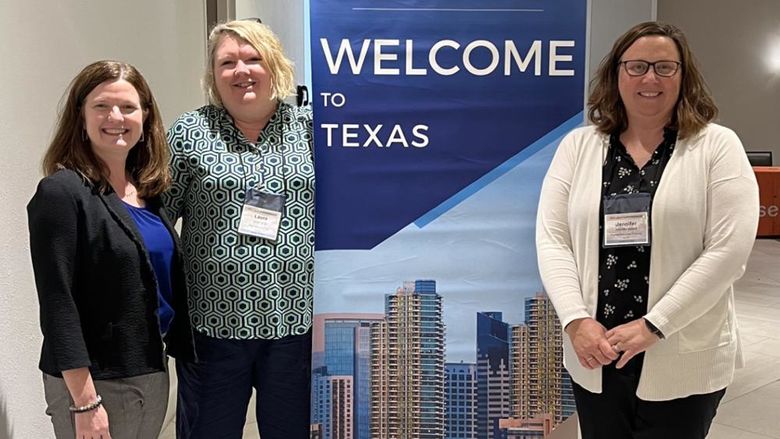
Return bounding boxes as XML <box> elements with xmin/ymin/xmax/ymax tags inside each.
<box><xmin>618</xmin><ymin>35</ymin><xmax>682</xmax><ymax>125</ymax></box>
<box><xmin>83</xmin><ymin>79</ymin><xmax>144</xmax><ymax>162</ymax></box>
<box><xmin>213</xmin><ymin>34</ymin><xmax>274</xmax><ymax>119</ymax></box>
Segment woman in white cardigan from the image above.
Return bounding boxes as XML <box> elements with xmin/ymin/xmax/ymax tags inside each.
<box><xmin>536</xmin><ymin>22</ymin><xmax>759</xmax><ymax>439</ymax></box>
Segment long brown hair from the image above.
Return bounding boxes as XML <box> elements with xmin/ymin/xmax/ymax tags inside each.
<box><xmin>587</xmin><ymin>22</ymin><xmax>717</xmax><ymax>139</ymax></box>
<box><xmin>43</xmin><ymin>60</ymin><xmax>171</xmax><ymax>197</ymax></box>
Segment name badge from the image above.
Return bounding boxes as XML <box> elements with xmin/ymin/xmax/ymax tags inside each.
<box><xmin>238</xmin><ymin>188</ymin><xmax>286</xmax><ymax>241</ymax></box>
<box><xmin>603</xmin><ymin>192</ymin><xmax>651</xmax><ymax>247</ymax></box>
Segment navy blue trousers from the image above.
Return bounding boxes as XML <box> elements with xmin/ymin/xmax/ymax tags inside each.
<box><xmin>176</xmin><ymin>330</ymin><xmax>312</xmax><ymax>439</ymax></box>
<box><xmin>572</xmin><ymin>354</ymin><xmax>725</xmax><ymax>439</ymax></box>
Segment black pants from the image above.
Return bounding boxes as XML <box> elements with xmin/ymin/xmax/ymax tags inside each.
<box><xmin>176</xmin><ymin>330</ymin><xmax>312</xmax><ymax>439</ymax></box>
<box><xmin>572</xmin><ymin>354</ymin><xmax>725</xmax><ymax>439</ymax></box>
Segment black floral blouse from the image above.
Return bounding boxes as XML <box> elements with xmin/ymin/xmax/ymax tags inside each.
<box><xmin>597</xmin><ymin>130</ymin><xmax>676</xmax><ymax>330</ymax></box>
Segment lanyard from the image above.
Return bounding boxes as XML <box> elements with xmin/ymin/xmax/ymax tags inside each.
<box><xmin>237</xmin><ymin>111</ymin><xmax>288</xmax><ymax>196</ymax></box>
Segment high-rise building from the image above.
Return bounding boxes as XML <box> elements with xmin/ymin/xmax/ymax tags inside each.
<box><xmin>371</xmin><ymin>280</ymin><xmax>446</xmax><ymax>439</ymax></box>
<box><xmin>312</xmin><ymin>370</ymin><xmax>354</xmax><ymax>439</ymax></box>
<box><xmin>509</xmin><ymin>325</ymin><xmax>530</xmax><ymax>419</ymax></box>
<box><xmin>312</xmin><ymin>367</ymin><xmax>329</xmax><ymax>438</ymax></box>
<box><xmin>559</xmin><ymin>369</ymin><xmax>576</xmax><ymax>421</ymax></box>
<box><xmin>509</xmin><ymin>294</ymin><xmax>574</xmax><ymax>425</ymax></box>
<box><xmin>476</xmin><ymin>312</ymin><xmax>511</xmax><ymax>439</ymax></box>
<box><xmin>445</xmin><ymin>362</ymin><xmax>477</xmax><ymax>439</ymax></box>
<box><xmin>331</xmin><ymin>376</ymin><xmax>355</xmax><ymax>439</ymax></box>
<box><xmin>311</xmin><ymin>313</ymin><xmax>384</xmax><ymax>439</ymax></box>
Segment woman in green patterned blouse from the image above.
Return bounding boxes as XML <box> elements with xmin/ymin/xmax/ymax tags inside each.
<box><xmin>164</xmin><ymin>20</ymin><xmax>314</xmax><ymax>439</ymax></box>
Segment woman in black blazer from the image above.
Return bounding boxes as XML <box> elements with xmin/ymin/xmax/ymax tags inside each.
<box><xmin>27</xmin><ymin>61</ymin><xmax>195</xmax><ymax>439</ymax></box>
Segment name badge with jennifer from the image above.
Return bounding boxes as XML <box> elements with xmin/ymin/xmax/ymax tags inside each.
<box><xmin>238</xmin><ymin>188</ymin><xmax>286</xmax><ymax>241</ymax></box>
<box><xmin>603</xmin><ymin>192</ymin><xmax>651</xmax><ymax>247</ymax></box>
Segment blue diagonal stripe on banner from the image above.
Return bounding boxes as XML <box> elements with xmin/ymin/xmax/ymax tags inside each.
<box><xmin>415</xmin><ymin>111</ymin><xmax>584</xmax><ymax>228</ymax></box>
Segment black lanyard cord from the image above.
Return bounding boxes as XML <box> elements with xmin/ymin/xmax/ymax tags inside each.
<box><xmin>237</xmin><ymin>111</ymin><xmax>288</xmax><ymax>196</ymax></box>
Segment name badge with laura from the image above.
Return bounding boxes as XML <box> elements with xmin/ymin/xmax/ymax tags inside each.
<box><xmin>238</xmin><ymin>187</ymin><xmax>286</xmax><ymax>241</ymax></box>
<box><xmin>603</xmin><ymin>192</ymin><xmax>651</xmax><ymax>247</ymax></box>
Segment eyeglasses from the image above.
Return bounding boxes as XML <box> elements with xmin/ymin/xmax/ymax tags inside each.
<box><xmin>619</xmin><ymin>60</ymin><xmax>681</xmax><ymax>77</ymax></box>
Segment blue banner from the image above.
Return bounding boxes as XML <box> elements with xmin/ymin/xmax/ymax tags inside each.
<box><xmin>313</xmin><ymin>0</ymin><xmax>586</xmax><ymax>250</ymax></box>
<box><xmin>311</xmin><ymin>1</ymin><xmax>586</xmax><ymax>438</ymax></box>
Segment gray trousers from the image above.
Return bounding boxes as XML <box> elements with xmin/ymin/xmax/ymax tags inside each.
<box><xmin>43</xmin><ymin>370</ymin><xmax>169</xmax><ymax>439</ymax></box>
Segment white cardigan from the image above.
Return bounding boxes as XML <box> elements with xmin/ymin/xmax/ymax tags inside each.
<box><xmin>536</xmin><ymin>123</ymin><xmax>759</xmax><ymax>400</ymax></box>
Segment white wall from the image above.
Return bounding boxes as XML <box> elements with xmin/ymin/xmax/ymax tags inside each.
<box><xmin>0</xmin><ymin>2</ymin><xmax>206</xmax><ymax>438</ymax></box>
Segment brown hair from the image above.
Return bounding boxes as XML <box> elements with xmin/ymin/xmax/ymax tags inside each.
<box><xmin>43</xmin><ymin>60</ymin><xmax>170</xmax><ymax>197</ymax></box>
<box><xmin>587</xmin><ymin>21</ymin><xmax>717</xmax><ymax>139</ymax></box>
<box><xmin>203</xmin><ymin>20</ymin><xmax>295</xmax><ymax>107</ymax></box>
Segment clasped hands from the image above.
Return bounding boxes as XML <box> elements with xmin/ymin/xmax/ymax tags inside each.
<box><xmin>565</xmin><ymin>317</ymin><xmax>660</xmax><ymax>369</ymax></box>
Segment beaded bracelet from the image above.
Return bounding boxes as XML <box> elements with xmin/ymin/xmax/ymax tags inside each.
<box><xmin>69</xmin><ymin>395</ymin><xmax>103</xmax><ymax>413</ymax></box>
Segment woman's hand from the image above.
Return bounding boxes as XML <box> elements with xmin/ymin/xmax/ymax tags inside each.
<box><xmin>61</xmin><ymin>368</ymin><xmax>111</xmax><ymax>439</ymax></box>
<box><xmin>605</xmin><ymin>318</ymin><xmax>660</xmax><ymax>369</ymax></box>
<box><xmin>565</xmin><ymin>317</ymin><xmax>619</xmax><ymax>369</ymax></box>
<box><xmin>74</xmin><ymin>405</ymin><xmax>111</xmax><ymax>439</ymax></box>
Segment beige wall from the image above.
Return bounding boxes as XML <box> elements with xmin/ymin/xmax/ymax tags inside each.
<box><xmin>0</xmin><ymin>2</ymin><xmax>206</xmax><ymax>438</ymax></box>
<box><xmin>659</xmin><ymin>0</ymin><xmax>780</xmax><ymax>160</ymax></box>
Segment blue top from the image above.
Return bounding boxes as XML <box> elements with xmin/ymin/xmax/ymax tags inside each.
<box><xmin>123</xmin><ymin>202</ymin><xmax>175</xmax><ymax>335</ymax></box>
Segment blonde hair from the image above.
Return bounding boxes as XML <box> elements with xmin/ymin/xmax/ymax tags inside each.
<box><xmin>204</xmin><ymin>20</ymin><xmax>295</xmax><ymax>106</ymax></box>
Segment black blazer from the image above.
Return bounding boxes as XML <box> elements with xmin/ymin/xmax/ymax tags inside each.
<box><xmin>27</xmin><ymin>169</ymin><xmax>196</xmax><ymax>380</ymax></box>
